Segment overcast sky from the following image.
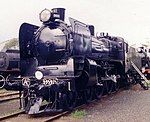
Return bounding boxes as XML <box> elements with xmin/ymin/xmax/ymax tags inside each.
<box><xmin>0</xmin><ymin>0</ymin><xmax>150</xmax><ymax>45</ymax></box>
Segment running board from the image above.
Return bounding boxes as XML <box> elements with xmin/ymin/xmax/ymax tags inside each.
<box><xmin>131</xmin><ymin>61</ymin><xmax>149</xmax><ymax>89</ymax></box>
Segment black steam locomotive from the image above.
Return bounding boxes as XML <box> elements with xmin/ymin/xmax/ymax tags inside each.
<box><xmin>0</xmin><ymin>49</ymin><xmax>20</xmax><ymax>88</ymax></box>
<box><xmin>2</xmin><ymin>8</ymin><xmax>149</xmax><ymax>115</ymax></box>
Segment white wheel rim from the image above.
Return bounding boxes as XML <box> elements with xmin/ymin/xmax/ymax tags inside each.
<box><xmin>0</xmin><ymin>75</ymin><xmax>5</xmax><ymax>88</ymax></box>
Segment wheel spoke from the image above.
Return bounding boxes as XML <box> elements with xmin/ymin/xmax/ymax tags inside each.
<box><xmin>85</xmin><ymin>87</ymin><xmax>93</xmax><ymax>103</ymax></box>
<box><xmin>106</xmin><ymin>80</ymin><xmax>114</xmax><ymax>94</ymax></box>
<box><xmin>95</xmin><ymin>82</ymin><xmax>104</xmax><ymax>99</ymax></box>
<box><xmin>66</xmin><ymin>91</ymin><xmax>77</xmax><ymax>110</ymax></box>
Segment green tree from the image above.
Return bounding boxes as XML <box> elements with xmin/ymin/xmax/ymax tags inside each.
<box><xmin>2</xmin><ymin>38</ymin><xmax>19</xmax><ymax>50</ymax></box>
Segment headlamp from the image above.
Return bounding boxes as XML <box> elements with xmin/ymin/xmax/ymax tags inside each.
<box><xmin>39</xmin><ymin>9</ymin><xmax>51</xmax><ymax>22</ymax></box>
<box><xmin>35</xmin><ymin>71</ymin><xmax>43</xmax><ymax>80</ymax></box>
<box><xmin>137</xmin><ymin>47</ymin><xmax>142</xmax><ymax>53</ymax></box>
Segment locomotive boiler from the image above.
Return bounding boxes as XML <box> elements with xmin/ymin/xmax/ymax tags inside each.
<box><xmin>2</xmin><ymin>8</ymin><xmax>147</xmax><ymax>115</ymax></box>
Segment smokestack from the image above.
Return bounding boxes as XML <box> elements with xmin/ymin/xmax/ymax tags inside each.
<box><xmin>52</xmin><ymin>8</ymin><xmax>65</xmax><ymax>21</ymax></box>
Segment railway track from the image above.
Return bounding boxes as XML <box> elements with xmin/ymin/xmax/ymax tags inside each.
<box><xmin>0</xmin><ymin>89</ymin><xmax>123</xmax><ymax>122</ymax></box>
<box><xmin>0</xmin><ymin>103</ymin><xmax>86</xmax><ymax>122</ymax></box>
<box><xmin>0</xmin><ymin>110</ymin><xmax>24</xmax><ymax>121</ymax></box>
<box><xmin>0</xmin><ymin>92</ymin><xmax>19</xmax><ymax>103</ymax></box>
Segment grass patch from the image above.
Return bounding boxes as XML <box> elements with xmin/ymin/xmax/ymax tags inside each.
<box><xmin>142</xmin><ymin>80</ymin><xmax>150</xmax><ymax>87</ymax></box>
<box><xmin>0</xmin><ymin>89</ymin><xmax>7</xmax><ymax>94</ymax></box>
<box><xmin>71</xmin><ymin>109</ymin><xmax>86</xmax><ymax>119</ymax></box>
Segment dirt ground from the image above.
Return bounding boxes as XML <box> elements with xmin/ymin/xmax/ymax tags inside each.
<box><xmin>54</xmin><ymin>84</ymin><xmax>150</xmax><ymax>122</ymax></box>
<box><xmin>1</xmin><ymin>85</ymin><xmax>150</xmax><ymax>122</ymax></box>
<box><xmin>0</xmin><ymin>99</ymin><xmax>20</xmax><ymax>117</ymax></box>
